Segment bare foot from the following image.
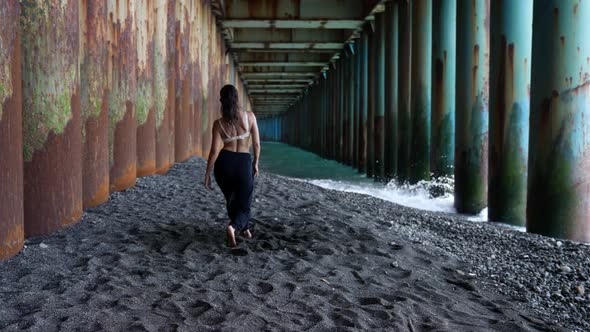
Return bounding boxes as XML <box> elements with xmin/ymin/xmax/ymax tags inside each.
<box><xmin>239</xmin><ymin>229</ymin><xmax>252</xmax><ymax>239</ymax></box>
<box><xmin>226</xmin><ymin>225</ymin><xmax>237</xmax><ymax>247</ymax></box>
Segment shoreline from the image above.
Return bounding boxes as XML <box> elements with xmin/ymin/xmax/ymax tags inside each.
<box><xmin>0</xmin><ymin>157</ymin><xmax>587</xmax><ymax>331</ymax></box>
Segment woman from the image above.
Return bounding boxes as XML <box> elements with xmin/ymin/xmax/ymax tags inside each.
<box><xmin>204</xmin><ymin>84</ymin><xmax>260</xmax><ymax>247</ymax></box>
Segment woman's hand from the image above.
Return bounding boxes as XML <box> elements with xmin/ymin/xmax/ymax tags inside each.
<box><xmin>204</xmin><ymin>172</ymin><xmax>213</xmax><ymax>190</ymax></box>
<box><xmin>252</xmin><ymin>162</ymin><xmax>259</xmax><ymax>177</ymax></box>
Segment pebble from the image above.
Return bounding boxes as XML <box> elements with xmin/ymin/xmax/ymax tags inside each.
<box><xmin>577</xmin><ymin>285</ymin><xmax>585</xmax><ymax>297</ymax></box>
<box><xmin>560</xmin><ymin>265</ymin><xmax>572</xmax><ymax>273</ymax></box>
<box><xmin>556</xmin><ymin>241</ymin><xmax>563</xmax><ymax>247</ymax></box>
<box><xmin>39</xmin><ymin>243</ymin><xmax>48</xmax><ymax>249</ymax></box>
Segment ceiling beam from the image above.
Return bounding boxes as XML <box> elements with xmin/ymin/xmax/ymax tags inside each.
<box><xmin>240</xmin><ymin>62</ymin><xmax>326</xmax><ymax>67</ymax></box>
<box><xmin>245</xmin><ymin>79</ymin><xmax>313</xmax><ymax>83</ymax></box>
<box><xmin>248</xmin><ymin>84</ymin><xmax>309</xmax><ymax>89</ymax></box>
<box><xmin>249</xmin><ymin>89</ymin><xmax>302</xmax><ymax>94</ymax></box>
<box><xmin>231</xmin><ymin>48</ymin><xmax>337</xmax><ymax>54</ymax></box>
<box><xmin>242</xmin><ymin>72</ymin><xmax>318</xmax><ymax>78</ymax></box>
<box><xmin>231</xmin><ymin>42</ymin><xmax>343</xmax><ymax>50</ymax></box>
<box><xmin>222</xmin><ymin>20</ymin><xmax>364</xmax><ymax>29</ymax></box>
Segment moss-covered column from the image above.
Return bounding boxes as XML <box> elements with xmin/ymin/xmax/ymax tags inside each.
<box><xmin>528</xmin><ymin>1</ymin><xmax>590</xmax><ymax>241</ymax></box>
<box><xmin>374</xmin><ymin>12</ymin><xmax>386</xmax><ymax>181</ymax></box>
<box><xmin>154</xmin><ymin>0</ymin><xmax>173</xmax><ymax>175</ymax></box>
<box><xmin>0</xmin><ymin>1</ymin><xmax>24</xmax><ymax>259</ymax></box>
<box><xmin>21</xmin><ymin>0</ymin><xmax>83</xmax><ymax>236</ymax></box>
<box><xmin>409</xmin><ymin>0</ymin><xmax>432</xmax><ymax>184</ymax></box>
<box><xmin>136</xmin><ymin>0</ymin><xmax>156</xmax><ymax>177</ymax></box>
<box><xmin>80</xmin><ymin>1</ymin><xmax>109</xmax><ymax>208</ymax></box>
<box><xmin>174</xmin><ymin>0</ymin><xmax>193</xmax><ymax>162</ymax></box>
<box><xmin>384</xmin><ymin>1</ymin><xmax>399</xmax><ymax>181</ymax></box>
<box><xmin>431</xmin><ymin>0</ymin><xmax>456</xmax><ymax>178</ymax></box>
<box><xmin>397</xmin><ymin>0</ymin><xmax>411</xmax><ymax>183</ymax></box>
<box><xmin>108</xmin><ymin>0</ymin><xmax>137</xmax><ymax>192</ymax></box>
<box><xmin>455</xmin><ymin>0</ymin><xmax>490</xmax><ymax>214</ymax></box>
<box><xmin>489</xmin><ymin>0</ymin><xmax>533</xmax><ymax>226</ymax></box>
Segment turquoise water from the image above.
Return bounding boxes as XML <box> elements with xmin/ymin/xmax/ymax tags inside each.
<box><xmin>259</xmin><ymin>142</ymin><xmax>372</xmax><ymax>183</ymax></box>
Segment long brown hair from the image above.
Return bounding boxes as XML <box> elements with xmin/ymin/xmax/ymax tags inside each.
<box><xmin>220</xmin><ymin>84</ymin><xmax>240</xmax><ymax>125</ymax></box>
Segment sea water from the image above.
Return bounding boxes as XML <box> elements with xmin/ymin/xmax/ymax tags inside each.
<box><xmin>259</xmin><ymin>142</ymin><xmax>524</xmax><ymax>232</ymax></box>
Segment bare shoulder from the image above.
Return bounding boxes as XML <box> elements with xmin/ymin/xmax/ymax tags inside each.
<box><xmin>247</xmin><ymin>111</ymin><xmax>257</xmax><ymax>123</ymax></box>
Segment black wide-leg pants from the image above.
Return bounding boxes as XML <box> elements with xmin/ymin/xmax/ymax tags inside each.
<box><xmin>214</xmin><ymin>150</ymin><xmax>254</xmax><ymax>231</ymax></box>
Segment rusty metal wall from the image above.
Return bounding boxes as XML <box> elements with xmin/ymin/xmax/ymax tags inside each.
<box><xmin>155</xmin><ymin>0</ymin><xmax>174</xmax><ymax>174</ymax></box>
<box><xmin>81</xmin><ymin>1</ymin><xmax>109</xmax><ymax>208</ymax></box>
<box><xmin>21</xmin><ymin>0</ymin><xmax>83</xmax><ymax>236</ymax></box>
<box><xmin>0</xmin><ymin>0</ymin><xmax>249</xmax><ymax>259</ymax></box>
<box><xmin>136</xmin><ymin>0</ymin><xmax>156</xmax><ymax>177</ymax></box>
<box><xmin>108</xmin><ymin>0</ymin><xmax>137</xmax><ymax>193</ymax></box>
<box><xmin>0</xmin><ymin>1</ymin><xmax>24</xmax><ymax>259</ymax></box>
<box><xmin>174</xmin><ymin>0</ymin><xmax>193</xmax><ymax>162</ymax></box>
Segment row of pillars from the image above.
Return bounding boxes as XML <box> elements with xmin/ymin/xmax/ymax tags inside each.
<box><xmin>259</xmin><ymin>0</ymin><xmax>590</xmax><ymax>242</ymax></box>
<box><xmin>0</xmin><ymin>0</ymin><xmax>248</xmax><ymax>260</ymax></box>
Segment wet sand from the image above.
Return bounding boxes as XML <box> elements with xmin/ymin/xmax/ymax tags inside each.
<box><xmin>0</xmin><ymin>157</ymin><xmax>587</xmax><ymax>331</ymax></box>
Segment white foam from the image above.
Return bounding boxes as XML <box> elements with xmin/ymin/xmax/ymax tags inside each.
<box><xmin>304</xmin><ymin>179</ymin><xmax>456</xmax><ymax>214</ymax></box>
<box><xmin>301</xmin><ymin>178</ymin><xmax>527</xmax><ymax>233</ymax></box>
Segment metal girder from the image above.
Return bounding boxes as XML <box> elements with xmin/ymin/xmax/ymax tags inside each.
<box><xmin>231</xmin><ymin>42</ymin><xmax>344</xmax><ymax>50</ymax></box>
<box><xmin>231</xmin><ymin>48</ymin><xmax>338</xmax><ymax>53</ymax></box>
<box><xmin>248</xmin><ymin>84</ymin><xmax>308</xmax><ymax>88</ymax></box>
<box><xmin>240</xmin><ymin>62</ymin><xmax>326</xmax><ymax>67</ymax></box>
<box><xmin>250</xmin><ymin>89</ymin><xmax>302</xmax><ymax>93</ymax></box>
<box><xmin>242</xmin><ymin>72</ymin><xmax>317</xmax><ymax>77</ymax></box>
<box><xmin>245</xmin><ymin>79</ymin><xmax>313</xmax><ymax>83</ymax></box>
<box><xmin>222</xmin><ymin>20</ymin><xmax>364</xmax><ymax>29</ymax></box>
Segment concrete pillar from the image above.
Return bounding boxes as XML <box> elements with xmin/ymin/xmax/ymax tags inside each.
<box><xmin>385</xmin><ymin>1</ymin><xmax>399</xmax><ymax>180</ymax></box>
<box><xmin>527</xmin><ymin>1</ymin><xmax>590</xmax><ymax>241</ymax></box>
<box><xmin>431</xmin><ymin>0</ymin><xmax>456</xmax><ymax>179</ymax></box>
<box><xmin>489</xmin><ymin>0</ymin><xmax>533</xmax><ymax>226</ymax></box>
<box><xmin>108</xmin><ymin>0</ymin><xmax>138</xmax><ymax>193</ymax></box>
<box><xmin>374</xmin><ymin>12</ymin><xmax>386</xmax><ymax>181</ymax></box>
<box><xmin>409</xmin><ymin>0</ymin><xmax>432</xmax><ymax>184</ymax></box>
<box><xmin>0</xmin><ymin>1</ymin><xmax>24</xmax><ymax>259</ymax></box>
<box><xmin>21</xmin><ymin>0</ymin><xmax>83</xmax><ymax>235</ymax></box>
<box><xmin>397</xmin><ymin>0</ymin><xmax>412</xmax><ymax>183</ymax></box>
<box><xmin>455</xmin><ymin>0</ymin><xmax>490</xmax><ymax>214</ymax></box>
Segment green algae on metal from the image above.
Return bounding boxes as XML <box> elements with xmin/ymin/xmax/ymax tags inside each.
<box><xmin>20</xmin><ymin>0</ymin><xmax>78</xmax><ymax>161</ymax></box>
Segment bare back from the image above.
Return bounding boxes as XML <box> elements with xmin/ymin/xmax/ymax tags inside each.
<box><xmin>216</xmin><ymin>111</ymin><xmax>254</xmax><ymax>153</ymax></box>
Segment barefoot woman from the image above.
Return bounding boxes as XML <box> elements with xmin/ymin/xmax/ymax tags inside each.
<box><xmin>204</xmin><ymin>84</ymin><xmax>260</xmax><ymax>247</ymax></box>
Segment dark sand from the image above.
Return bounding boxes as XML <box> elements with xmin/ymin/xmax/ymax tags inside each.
<box><xmin>0</xmin><ymin>158</ymin><xmax>588</xmax><ymax>331</ymax></box>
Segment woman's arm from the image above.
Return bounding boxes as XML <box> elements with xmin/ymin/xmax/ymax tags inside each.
<box><xmin>204</xmin><ymin>121</ymin><xmax>222</xmax><ymax>189</ymax></box>
<box><xmin>250</xmin><ymin>113</ymin><xmax>261</xmax><ymax>176</ymax></box>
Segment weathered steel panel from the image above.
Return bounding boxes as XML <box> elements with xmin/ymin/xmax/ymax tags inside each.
<box><xmin>155</xmin><ymin>0</ymin><xmax>174</xmax><ymax>175</ymax></box>
<box><xmin>489</xmin><ymin>0</ymin><xmax>533</xmax><ymax>226</ymax></box>
<box><xmin>21</xmin><ymin>0</ymin><xmax>83</xmax><ymax>236</ymax></box>
<box><xmin>80</xmin><ymin>0</ymin><xmax>109</xmax><ymax>208</ymax></box>
<box><xmin>455</xmin><ymin>0</ymin><xmax>490</xmax><ymax>214</ymax></box>
<box><xmin>347</xmin><ymin>47</ymin><xmax>355</xmax><ymax>167</ymax></box>
<box><xmin>108</xmin><ymin>0</ymin><xmax>137</xmax><ymax>193</ymax></box>
<box><xmin>0</xmin><ymin>0</ymin><xmax>24</xmax><ymax>259</ymax></box>
<box><xmin>374</xmin><ymin>12</ymin><xmax>386</xmax><ymax>181</ymax></box>
<box><xmin>136</xmin><ymin>0</ymin><xmax>156</xmax><ymax>177</ymax></box>
<box><xmin>174</xmin><ymin>0</ymin><xmax>193</xmax><ymax>162</ymax></box>
<box><xmin>409</xmin><ymin>0</ymin><xmax>432</xmax><ymax>184</ymax></box>
<box><xmin>397</xmin><ymin>0</ymin><xmax>411</xmax><ymax>183</ymax></box>
<box><xmin>528</xmin><ymin>1</ymin><xmax>590</xmax><ymax>241</ymax></box>
<box><xmin>431</xmin><ymin>0</ymin><xmax>456</xmax><ymax>178</ymax></box>
<box><xmin>384</xmin><ymin>1</ymin><xmax>399</xmax><ymax>180</ymax></box>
